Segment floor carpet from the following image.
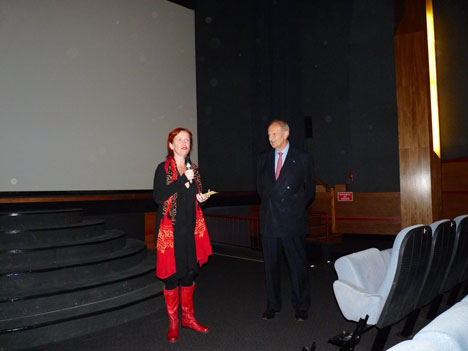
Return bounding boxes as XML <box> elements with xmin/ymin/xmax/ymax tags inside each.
<box><xmin>27</xmin><ymin>243</ymin><xmax>444</xmax><ymax>351</ymax></box>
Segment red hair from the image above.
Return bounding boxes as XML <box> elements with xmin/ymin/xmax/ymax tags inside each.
<box><xmin>167</xmin><ymin>127</ymin><xmax>193</xmax><ymax>158</ymax></box>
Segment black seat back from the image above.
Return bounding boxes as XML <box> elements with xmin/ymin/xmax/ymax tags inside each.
<box><xmin>416</xmin><ymin>220</ymin><xmax>456</xmax><ymax>308</ymax></box>
<box><xmin>376</xmin><ymin>225</ymin><xmax>432</xmax><ymax>328</ymax></box>
<box><xmin>455</xmin><ymin>216</ymin><xmax>468</xmax><ymax>284</ymax></box>
<box><xmin>439</xmin><ymin>215</ymin><xmax>468</xmax><ymax>293</ymax></box>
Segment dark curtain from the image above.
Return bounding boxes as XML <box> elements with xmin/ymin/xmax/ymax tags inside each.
<box><xmin>251</xmin><ymin>0</ymin><xmax>304</xmax><ymax>156</ymax></box>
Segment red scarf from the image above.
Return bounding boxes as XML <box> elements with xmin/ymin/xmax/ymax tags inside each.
<box><xmin>156</xmin><ymin>157</ymin><xmax>212</xmax><ymax>279</ymax></box>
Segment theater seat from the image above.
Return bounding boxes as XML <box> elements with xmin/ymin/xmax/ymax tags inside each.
<box><xmin>332</xmin><ymin>224</ymin><xmax>432</xmax><ymax>351</ymax></box>
<box><xmin>427</xmin><ymin>214</ymin><xmax>468</xmax><ymax>317</ymax></box>
<box><xmin>453</xmin><ymin>215</ymin><xmax>468</xmax><ymax>292</ymax></box>
<box><xmin>443</xmin><ymin>215</ymin><xmax>468</xmax><ymax>292</ymax></box>
<box><xmin>385</xmin><ymin>338</ymin><xmax>441</xmax><ymax>351</ymax></box>
<box><xmin>333</xmin><ymin>247</ymin><xmax>388</xmax><ymax>325</ymax></box>
<box><xmin>387</xmin><ymin>296</ymin><xmax>468</xmax><ymax>351</ymax></box>
<box><xmin>415</xmin><ymin>299</ymin><xmax>468</xmax><ymax>351</ymax></box>
<box><xmin>400</xmin><ymin>219</ymin><xmax>456</xmax><ymax>336</ymax></box>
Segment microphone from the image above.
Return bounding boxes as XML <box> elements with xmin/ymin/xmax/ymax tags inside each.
<box><xmin>185</xmin><ymin>157</ymin><xmax>192</xmax><ymax>183</ymax></box>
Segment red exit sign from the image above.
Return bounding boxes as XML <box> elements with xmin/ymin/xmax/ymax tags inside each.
<box><xmin>337</xmin><ymin>192</ymin><xmax>353</xmax><ymax>202</ymax></box>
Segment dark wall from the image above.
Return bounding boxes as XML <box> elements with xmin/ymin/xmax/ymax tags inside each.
<box><xmin>195</xmin><ymin>0</ymin><xmax>467</xmax><ymax>193</ymax></box>
<box><xmin>300</xmin><ymin>0</ymin><xmax>400</xmax><ymax>191</ymax></box>
<box><xmin>195</xmin><ymin>0</ymin><xmax>255</xmax><ymax>192</ymax></box>
<box><xmin>300</xmin><ymin>1</ymin><xmax>354</xmax><ymax>189</ymax></box>
<box><xmin>434</xmin><ymin>1</ymin><xmax>468</xmax><ymax>161</ymax></box>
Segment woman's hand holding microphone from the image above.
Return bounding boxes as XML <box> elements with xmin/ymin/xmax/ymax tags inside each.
<box><xmin>184</xmin><ymin>167</ymin><xmax>211</xmax><ymax>203</ymax></box>
<box><xmin>184</xmin><ymin>169</ymin><xmax>194</xmax><ymax>187</ymax></box>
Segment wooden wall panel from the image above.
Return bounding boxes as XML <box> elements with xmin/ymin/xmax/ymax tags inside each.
<box><xmin>442</xmin><ymin>193</ymin><xmax>468</xmax><ymax>219</ymax></box>
<box><xmin>395</xmin><ymin>32</ymin><xmax>431</xmax><ymax>150</ymax></box>
<box><xmin>399</xmin><ymin>147</ymin><xmax>433</xmax><ymax>225</ymax></box>
<box><xmin>395</xmin><ymin>0</ymin><xmax>426</xmax><ymax>36</ymax></box>
<box><xmin>144</xmin><ymin>212</ymin><xmax>156</xmax><ymax>249</ymax></box>
<box><xmin>335</xmin><ymin>192</ymin><xmax>401</xmax><ymax>235</ymax></box>
<box><xmin>442</xmin><ymin>159</ymin><xmax>468</xmax><ymax>218</ymax></box>
<box><xmin>253</xmin><ymin>191</ymin><xmax>400</xmax><ymax>235</ymax></box>
<box><xmin>431</xmin><ymin>150</ymin><xmax>442</xmax><ymax>220</ymax></box>
<box><xmin>307</xmin><ymin>191</ymin><xmax>401</xmax><ymax>235</ymax></box>
<box><xmin>442</xmin><ymin>160</ymin><xmax>468</xmax><ymax>191</ymax></box>
<box><xmin>394</xmin><ymin>0</ymin><xmax>442</xmax><ymax>227</ymax></box>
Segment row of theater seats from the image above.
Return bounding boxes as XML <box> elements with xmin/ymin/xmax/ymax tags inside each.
<box><xmin>387</xmin><ymin>294</ymin><xmax>468</xmax><ymax>351</ymax></box>
<box><xmin>329</xmin><ymin>214</ymin><xmax>468</xmax><ymax>351</ymax></box>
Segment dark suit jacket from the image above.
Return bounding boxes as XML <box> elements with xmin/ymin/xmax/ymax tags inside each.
<box><xmin>257</xmin><ymin>144</ymin><xmax>316</xmax><ymax>238</ymax></box>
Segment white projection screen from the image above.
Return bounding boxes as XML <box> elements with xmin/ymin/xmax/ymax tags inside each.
<box><xmin>0</xmin><ymin>0</ymin><xmax>197</xmax><ymax>192</ymax></box>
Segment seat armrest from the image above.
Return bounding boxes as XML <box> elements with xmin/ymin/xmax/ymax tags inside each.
<box><xmin>334</xmin><ymin>248</ymin><xmax>387</xmax><ymax>293</ymax></box>
<box><xmin>333</xmin><ymin>279</ymin><xmax>382</xmax><ymax>325</ymax></box>
<box><xmin>380</xmin><ymin>248</ymin><xmax>392</xmax><ymax>266</ymax></box>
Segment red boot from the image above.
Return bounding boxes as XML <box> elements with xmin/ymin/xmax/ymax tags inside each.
<box><xmin>180</xmin><ymin>284</ymin><xmax>209</xmax><ymax>333</ymax></box>
<box><xmin>163</xmin><ymin>288</ymin><xmax>179</xmax><ymax>342</ymax></box>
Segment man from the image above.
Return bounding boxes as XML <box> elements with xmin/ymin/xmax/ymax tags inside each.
<box><xmin>256</xmin><ymin>120</ymin><xmax>316</xmax><ymax>321</ymax></box>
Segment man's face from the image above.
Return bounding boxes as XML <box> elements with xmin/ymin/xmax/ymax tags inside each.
<box><xmin>268</xmin><ymin>123</ymin><xmax>289</xmax><ymax>151</ymax></box>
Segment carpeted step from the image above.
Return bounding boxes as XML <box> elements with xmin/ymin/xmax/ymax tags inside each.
<box><xmin>0</xmin><ymin>229</ymin><xmax>127</xmax><ymax>270</ymax></box>
<box><xmin>0</xmin><ymin>208</ymin><xmax>163</xmax><ymax>350</ymax></box>
<box><xmin>0</xmin><ymin>280</ymin><xmax>163</xmax><ymax>350</ymax></box>
<box><xmin>0</xmin><ymin>289</ymin><xmax>164</xmax><ymax>351</ymax></box>
<box><xmin>0</xmin><ymin>281</ymin><xmax>161</xmax><ymax>334</ymax></box>
<box><xmin>0</xmin><ymin>239</ymin><xmax>148</xmax><ymax>295</ymax></box>
<box><xmin>0</xmin><ymin>209</ymin><xmax>84</xmax><ymax>231</ymax></box>
<box><xmin>0</xmin><ymin>219</ymin><xmax>106</xmax><ymax>248</ymax></box>
<box><xmin>0</xmin><ymin>254</ymin><xmax>160</xmax><ymax>323</ymax></box>
<box><xmin>0</xmin><ymin>250</ymin><xmax>156</xmax><ymax>302</ymax></box>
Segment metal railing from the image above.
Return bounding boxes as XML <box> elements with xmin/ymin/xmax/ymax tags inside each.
<box><xmin>204</xmin><ymin>214</ymin><xmax>261</xmax><ymax>249</ymax></box>
<box><xmin>204</xmin><ymin>211</ymin><xmax>331</xmax><ymax>249</ymax></box>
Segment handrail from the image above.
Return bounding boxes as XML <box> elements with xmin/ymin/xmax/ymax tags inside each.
<box><xmin>330</xmin><ymin>187</ymin><xmax>336</xmax><ymax>233</ymax></box>
<box><xmin>314</xmin><ymin>176</ymin><xmax>331</xmax><ymax>192</ymax></box>
<box><xmin>312</xmin><ymin>177</ymin><xmax>336</xmax><ymax>234</ymax></box>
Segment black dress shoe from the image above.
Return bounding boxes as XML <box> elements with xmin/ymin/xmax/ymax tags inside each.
<box><xmin>262</xmin><ymin>309</ymin><xmax>279</xmax><ymax>320</ymax></box>
<box><xmin>295</xmin><ymin>310</ymin><xmax>308</xmax><ymax>321</ymax></box>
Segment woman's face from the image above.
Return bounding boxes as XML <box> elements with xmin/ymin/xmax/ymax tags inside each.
<box><xmin>169</xmin><ymin>131</ymin><xmax>191</xmax><ymax>158</ymax></box>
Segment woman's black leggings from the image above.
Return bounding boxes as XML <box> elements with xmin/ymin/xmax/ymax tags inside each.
<box><xmin>163</xmin><ymin>270</ymin><xmax>198</xmax><ymax>290</ymax></box>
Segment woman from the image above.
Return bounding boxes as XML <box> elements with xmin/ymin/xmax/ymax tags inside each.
<box><xmin>153</xmin><ymin>127</ymin><xmax>212</xmax><ymax>343</ymax></box>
